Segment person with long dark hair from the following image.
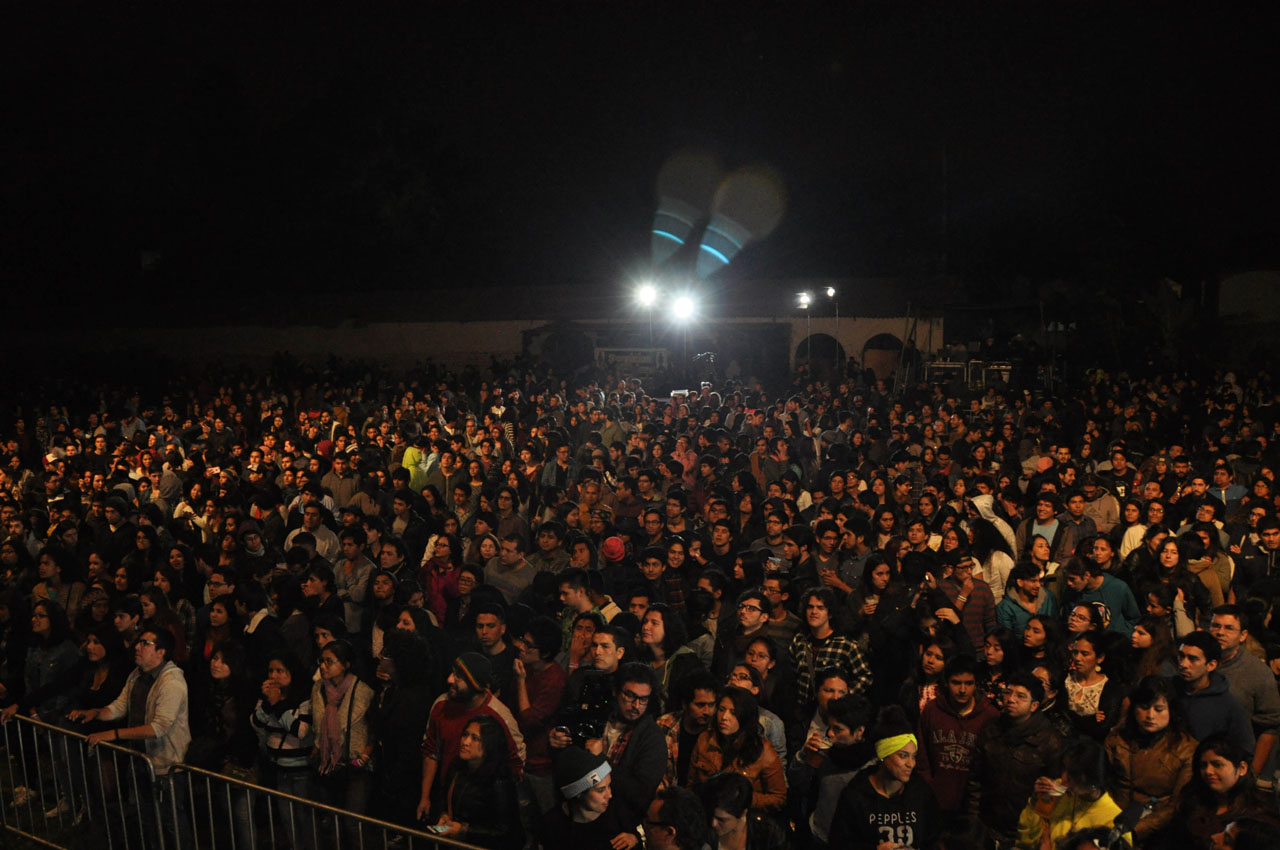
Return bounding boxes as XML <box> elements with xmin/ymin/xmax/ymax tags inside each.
<box><xmin>193</xmin><ymin>593</ymin><xmax>240</xmax><ymax>664</ymax></box>
<box><xmin>970</xmin><ymin>515</ymin><xmax>1016</xmax><ymax>603</ymax></box>
<box><xmin>151</xmin><ymin>566</ymin><xmax>197</xmax><ymax>647</ymax></box>
<box><xmin>365</xmin><ymin>568</ymin><xmax>400</xmax><ymax>659</ymax></box>
<box><xmin>431</xmin><ymin>714</ymin><xmax>521</xmax><ymax>848</ymax></box>
<box><xmin>1</xmin><ymin>599</ymin><xmax>79</xmax><ymax>723</ymax></box>
<box><xmin>1131</xmin><ymin>615</ymin><xmax>1177</xmax><ymax>678</ymax></box>
<box><xmin>370</xmin><ymin>630</ymin><xmax>435</xmax><ymax>828</ymax></box>
<box><xmin>741</xmin><ymin>635</ymin><xmax>793</xmax><ymax>726</ymax></box>
<box><xmin>1137</xmin><ymin>537</ymin><xmax>1218</xmax><ymax>627</ymax></box>
<box><xmin>139</xmin><ymin>586</ymin><xmax>189</xmax><ymax>665</ymax></box>
<box><xmin>241</xmin><ymin>651</ymin><xmax>314</xmax><ymax>850</ymax></box>
<box><xmin>32</xmin><ymin>547</ymin><xmax>85</xmax><ymax>625</ymax></box>
<box><xmin>311</xmin><ymin>639</ymin><xmax>375</xmax><ymax>846</ymax></box>
<box><xmin>686</xmin><ymin>687</ymin><xmax>786</xmax><ymax>812</ymax></box>
<box><xmin>188</xmin><ymin>640</ymin><xmax>257</xmax><ymax>779</ymax></box>
<box><xmin>979</xmin><ymin>627</ymin><xmax>1018</xmax><ymax>707</ymax></box>
<box><xmin>871</xmin><ymin>506</ymin><xmax>897</xmax><ymax>552</ymax></box>
<box><xmin>637</xmin><ymin>603</ymin><xmax>700</xmax><ymax>707</ymax></box>
<box><xmin>898</xmin><ymin>634</ymin><xmax>957</xmax><ymax>723</ymax></box>
<box><xmin>1103</xmin><ymin>675</ymin><xmax>1197</xmax><ymax>844</ymax></box>
<box><xmin>846</xmin><ymin>553</ymin><xmax>897</xmax><ymax>643</ymax></box>
<box><xmin>71</xmin><ymin>624</ymin><xmax>130</xmax><ymax>716</ymax></box>
<box><xmin>1169</xmin><ymin>735</ymin><xmax>1280</xmax><ymax>849</ymax></box>
<box><xmin>419</xmin><ymin>531</ymin><xmax>463</xmax><ymax>625</ymax></box>
<box><xmin>1064</xmin><ymin>631</ymin><xmax>1125</xmax><ymax>741</ymax></box>
<box><xmin>1143</xmin><ymin>583</ymin><xmax>1195</xmax><ymax>639</ymax></box>
<box><xmin>1021</xmin><ymin>613</ymin><xmax>1068</xmax><ymax>669</ymax></box>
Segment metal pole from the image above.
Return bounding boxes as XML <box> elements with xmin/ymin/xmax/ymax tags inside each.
<box><xmin>835</xmin><ymin>302</ymin><xmax>841</xmax><ymax>373</ymax></box>
<box><xmin>806</xmin><ymin>312</ymin><xmax>812</xmax><ymax>367</ymax></box>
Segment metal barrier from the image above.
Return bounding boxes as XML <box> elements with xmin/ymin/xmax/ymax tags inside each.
<box><xmin>0</xmin><ymin>715</ymin><xmax>485</xmax><ymax>850</ymax></box>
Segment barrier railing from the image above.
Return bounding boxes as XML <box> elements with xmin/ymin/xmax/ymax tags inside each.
<box><xmin>0</xmin><ymin>715</ymin><xmax>485</xmax><ymax>850</ymax></box>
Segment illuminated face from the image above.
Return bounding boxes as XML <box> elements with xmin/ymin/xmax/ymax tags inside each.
<box><xmin>1135</xmin><ymin>697</ymin><xmax>1170</xmax><ymax>734</ymax></box>
<box><xmin>1070</xmin><ymin>639</ymin><xmax>1099</xmax><ymax>675</ymax></box>
<box><xmin>1199</xmin><ymin>750</ymin><xmax>1245</xmax><ymax>795</ymax></box>
<box><xmin>617</xmin><ymin>681</ymin><xmax>652</xmax><ymax>723</ymax></box>
<box><xmin>475</xmin><ymin>614</ymin><xmax>505</xmax><ymax>650</ymax></box>
<box><xmin>805</xmin><ymin>597</ymin><xmax>829</xmax><ymax>631</ymax></box>
<box><xmin>983</xmin><ymin>635</ymin><xmax>1004</xmax><ymax>667</ymax></box>
<box><xmin>881</xmin><ymin>742</ymin><xmax>917</xmax><ymax>784</ymax></box>
<box><xmin>921</xmin><ymin>643</ymin><xmax>947</xmax><ymax>676</ymax></box>
<box><xmin>744</xmin><ymin>641</ymin><xmax>775</xmax><ymax>678</ymax></box>
<box><xmin>1003</xmin><ymin>685</ymin><xmax>1037</xmax><ymax>721</ymax></box>
<box><xmin>737</xmin><ymin>597</ymin><xmax>766</xmax><ymax>630</ymax></box>
<box><xmin>1024</xmin><ymin>618</ymin><xmax>1046</xmax><ymax>648</ymax></box>
<box><xmin>715</xmin><ymin>696</ymin><xmax>740</xmax><ymax>737</ymax></box>
<box><xmin>591</xmin><ymin>634</ymin><xmax>623</xmax><ymax>671</ymax></box>
<box><xmin>372</xmin><ymin>574</ymin><xmax>395</xmax><ymax>601</ymax></box>
<box><xmin>639</xmin><ymin>611</ymin><xmax>665</xmax><ymax>647</ymax></box>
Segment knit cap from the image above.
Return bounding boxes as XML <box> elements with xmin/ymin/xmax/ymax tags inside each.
<box><xmin>554</xmin><ymin>746</ymin><xmax>612</xmax><ymax>799</ymax></box>
<box><xmin>453</xmin><ymin>651</ymin><xmax>494</xmax><ymax>692</ymax></box>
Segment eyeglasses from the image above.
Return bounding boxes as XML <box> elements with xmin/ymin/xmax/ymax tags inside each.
<box><xmin>136</xmin><ymin>639</ymin><xmax>157</xmax><ymax>647</ymax></box>
<box><xmin>618</xmin><ymin>689</ymin><xmax>651</xmax><ymax>705</ymax></box>
<box><xmin>737</xmin><ymin>603</ymin><xmax>763</xmax><ymax>613</ymax></box>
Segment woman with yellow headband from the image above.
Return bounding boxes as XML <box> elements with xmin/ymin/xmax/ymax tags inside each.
<box><xmin>828</xmin><ymin>706</ymin><xmax>942</xmax><ymax>849</ymax></box>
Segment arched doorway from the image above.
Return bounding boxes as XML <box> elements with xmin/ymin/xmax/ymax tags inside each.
<box><xmin>794</xmin><ymin>334</ymin><xmax>847</xmax><ymax>380</ymax></box>
<box><xmin>861</xmin><ymin>333</ymin><xmax>903</xmax><ymax>381</ymax></box>
<box><xmin>539</xmin><ymin>329</ymin><xmax>595</xmax><ymax>374</ymax></box>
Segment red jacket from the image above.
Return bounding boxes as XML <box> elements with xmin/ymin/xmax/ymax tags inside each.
<box><xmin>917</xmin><ymin>693</ymin><xmax>999</xmax><ymax>812</ymax></box>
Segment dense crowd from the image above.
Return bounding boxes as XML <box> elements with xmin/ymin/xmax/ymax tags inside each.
<box><xmin>3</xmin><ymin>359</ymin><xmax>1280</xmax><ymax>850</ymax></box>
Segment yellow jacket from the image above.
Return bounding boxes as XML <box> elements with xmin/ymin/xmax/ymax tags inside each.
<box><xmin>1015</xmin><ymin>791</ymin><xmax>1130</xmax><ymax>849</ymax></box>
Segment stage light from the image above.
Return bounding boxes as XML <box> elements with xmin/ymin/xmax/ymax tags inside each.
<box><xmin>635</xmin><ymin>283</ymin><xmax>658</xmax><ymax>308</ymax></box>
<box><xmin>825</xmin><ymin>286</ymin><xmax>836</xmax><ymax>298</ymax></box>
<box><xmin>671</xmin><ymin>294</ymin><xmax>697</xmax><ymax>323</ymax></box>
<box><xmin>798</xmin><ymin>291</ymin><xmax>812</xmax><ymax>309</ymax></box>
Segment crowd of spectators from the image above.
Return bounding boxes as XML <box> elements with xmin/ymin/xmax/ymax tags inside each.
<box><xmin>4</xmin><ymin>357</ymin><xmax>1280</xmax><ymax>849</ymax></box>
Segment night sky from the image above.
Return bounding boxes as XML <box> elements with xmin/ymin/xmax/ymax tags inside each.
<box><xmin>6</xmin><ymin>4</ymin><xmax>1278</xmax><ymax>317</ymax></box>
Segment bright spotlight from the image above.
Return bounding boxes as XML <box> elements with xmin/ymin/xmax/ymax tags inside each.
<box><xmin>636</xmin><ymin>283</ymin><xmax>658</xmax><ymax>307</ymax></box>
<box><xmin>825</xmin><ymin>286</ymin><xmax>836</xmax><ymax>298</ymax></box>
<box><xmin>798</xmin><ymin>291</ymin><xmax>812</xmax><ymax>309</ymax></box>
<box><xmin>671</xmin><ymin>294</ymin><xmax>697</xmax><ymax>323</ymax></box>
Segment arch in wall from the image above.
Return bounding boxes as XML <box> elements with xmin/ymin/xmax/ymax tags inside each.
<box><xmin>861</xmin><ymin>333</ymin><xmax>903</xmax><ymax>381</ymax></box>
<box><xmin>793</xmin><ymin>333</ymin><xmax>847</xmax><ymax>379</ymax></box>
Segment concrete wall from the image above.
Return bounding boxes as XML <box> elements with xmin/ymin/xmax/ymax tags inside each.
<box><xmin>12</xmin><ymin>315</ymin><xmax>942</xmax><ymax>373</ymax></box>
<box><xmin>787</xmin><ymin>315</ymin><xmax>944</xmax><ymax>364</ymax></box>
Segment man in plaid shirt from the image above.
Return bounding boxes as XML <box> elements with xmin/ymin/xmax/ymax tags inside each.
<box><xmin>789</xmin><ymin>587</ymin><xmax>872</xmax><ymax>719</ymax></box>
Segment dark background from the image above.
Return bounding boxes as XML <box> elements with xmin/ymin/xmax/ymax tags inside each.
<box><xmin>5</xmin><ymin>4</ymin><xmax>1278</xmax><ymax>322</ymax></box>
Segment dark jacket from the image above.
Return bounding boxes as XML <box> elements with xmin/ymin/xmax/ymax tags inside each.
<box><xmin>371</xmin><ymin>682</ymin><xmax>433</xmax><ymax>824</ymax></box>
<box><xmin>968</xmin><ymin>712</ymin><xmax>1065</xmax><ymax>839</ymax></box>
<box><xmin>829</xmin><ymin>768</ymin><xmax>942</xmax><ymax>850</ymax></box>
<box><xmin>439</xmin><ymin>768</ymin><xmax>521</xmax><ymax>850</ymax></box>
<box><xmin>1176</xmin><ymin>672</ymin><xmax>1256</xmax><ymax>756</ymax></box>
<box><xmin>539</xmin><ymin>800</ymin><xmax>638</xmax><ymax>850</ymax></box>
<box><xmin>608</xmin><ymin>714</ymin><xmax>668</xmax><ymax>830</ymax></box>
